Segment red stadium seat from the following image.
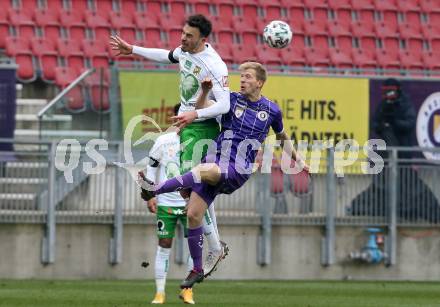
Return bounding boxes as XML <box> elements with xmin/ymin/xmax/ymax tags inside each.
<box><xmin>8</xmin><ymin>7</ymin><xmax>35</xmax><ymax>40</ymax></box>
<box><xmin>398</xmin><ymin>23</ymin><xmax>423</xmax><ymax>51</ymax></box>
<box><xmin>350</xmin><ymin>0</ymin><xmax>375</xmax><ymax>24</ymax></box>
<box><xmin>134</xmin><ymin>10</ymin><xmax>160</xmax><ymax>33</ymax></box>
<box><xmin>84</xmin><ymin>11</ymin><xmax>110</xmax><ymax>40</ymax></box>
<box><xmin>304</xmin><ymin>0</ymin><xmax>328</xmax><ymax>20</ymax></box>
<box><xmin>87</xmin><ymin>70</ymin><xmax>110</xmax><ymax>112</ymax></box>
<box><xmin>262</xmin><ymin>1</ymin><xmax>283</xmax><ymax>21</ymax></box>
<box><xmin>169</xmin><ymin>0</ymin><xmax>186</xmax><ymax>16</ymax></box>
<box><xmin>159</xmin><ymin>12</ymin><xmax>185</xmax><ymax>33</ymax></box>
<box><xmin>422</xmin><ymin>25</ymin><xmax>440</xmax><ymax>51</ymax></box>
<box><xmin>329</xmin><ymin>48</ymin><xmax>353</xmax><ymax>69</ymax></box>
<box><xmin>422</xmin><ymin>52</ymin><xmax>440</xmax><ymax>71</ymax></box>
<box><xmin>373</xmin><ymin>0</ymin><xmax>397</xmax><ymax>11</ymax></box>
<box><xmin>280</xmin><ymin>46</ymin><xmax>306</xmax><ymax>67</ymax></box>
<box><xmin>121</xmin><ymin>0</ymin><xmax>137</xmax><ymax>13</ymax></box>
<box><xmin>328</xmin><ymin>0</ymin><xmax>352</xmax><ymax>26</ymax></box>
<box><xmin>216</xmin><ymin>18</ymin><xmax>234</xmax><ymax>45</ymax></box>
<box><xmin>146</xmin><ymin>0</ymin><xmax>162</xmax><ymax>16</ymax></box>
<box><xmin>109</xmin><ymin>11</ymin><xmax>135</xmax><ymax>39</ymax></box>
<box><xmin>399</xmin><ymin>50</ymin><xmax>424</xmax><ymax>71</ymax></box>
<box><xmin>212</xmin><ymin>44</ymin><xmax>233</xmax><ymax>65</ymax></box>
<box><xmin>420</xmin><ymin>0</ymin><xmax>440</xmax><ymax>27</ymax></box>
<box><xmin>56</xmin><ymin>38</ymin><xmax>85</xmax><ymax>72</ymax></box>
<box><xmin>255</xmin><ymin>45</ymin><xmax>283</xmax><ymax>68</ymax></box>
<box><xmin>351</xmin><ymin>21</ymin><xmax>375</xmax><ymax>50</ymax></box>
<box><xmin>59</xmin><ymin>10</ymin><xmax>85</xmax><ymax>41</ymax></box>
<box><xmin>375</xmin><ymin>49</ymin><xmax>400</xmax><ymax>70</ymax></box>
<box><xmin>289</xmin><ymin>5</ymin><xmax>305</xmax><ymax>35</ymax></box>
<box><xmin>231</xmin><ymin>43</ymin><xmax>257</xmax><ymax>64</ymax></box>
<box><xmin>5</xmin><ymin>36</ymin><xmax>35</xmax><ymax>82</ymax></box>
<box><xmin>55</xmin><ymin>67</ymin><xmax>85</xmax><ymax>111</ymax></box>
<box><xmin>0</xmin><ymin>9</ymin><xmax>8</xmax><ymax>49</ymax></box>
<box><xmin>71</xmin><ymin>0</ymin><xmax>88</xmax><ymax>12</ymax></box>
<box><xmin>218</xmin><ymin>1</ymin><xmax>234</xmax><ymax>20</ymax></box>
<box><xmin>352</xmin><ymin>49</ymin><xmax>376</xmax><ymax>70</ymax></box>
<box><xmin>30</xmin><ymin>37</ymin><xmax>58</xmax><ymax>82</ymax></box>
<box><xmin>33</xmin><ymin>8</ymin><xmax>59</xmax><ymax>38</ymax></box>
<box><xmin>328</xmin><ymin>21</ymin><xmax>351</xmax><ymax>50</ymax></box>
<box><xmin>95</xmin><ymin>0</ymin><xmax>112</xmax><ymax>17</ymax></box>
<box><xmin>304</xmin><ymin>47</ymin><xmax>330</xmax><ymax>68</ymax></box>
<box><xmin>82</xmin><ymin>39</ymin><xmax>109</xmax><ymax>68</ymax></box>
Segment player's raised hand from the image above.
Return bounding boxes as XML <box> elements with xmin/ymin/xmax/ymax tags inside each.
<box><xmin>110</xmin><ymin>35</ymin><xmax>133</xmax><ymax>56</ymax></box>
<box><xmin>201</xmin><ymin>78</ymin><xmax>213</xmax><ymax>92</ymax></box>
<box><xmin>172</xmin><ymin>111</ymin><xmax>198</xmax><ymax>130</ymax></box>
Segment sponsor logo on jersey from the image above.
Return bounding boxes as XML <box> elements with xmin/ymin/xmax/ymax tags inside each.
<box><xmin>157</xmin><ymin>219</ymin><xmax>165</xmax><ymax>231</ymax></box>
<box><xmin>184</xmin><ymin>60</ymin><xmax>192</xmax><ymax>70</ymax></box>
<box><xmin>416</xmin><ymin>92</ymin><xmax>440</xmax><ymax>160</ymax></box>
<box><xmin>257</xmin><ymin>110</ymin><xmax>269</xmax><ymax>121</ymax></box>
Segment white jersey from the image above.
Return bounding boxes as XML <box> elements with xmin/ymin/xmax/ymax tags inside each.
<box><xmin>171</xmin><ymin>44</ymin><xmax>230</xmax><ymax>121</ymax></box>
<box><xmin>146</xmin><ymin>132</ymin><xmax>186</xmax><ymax>207</ymax></box>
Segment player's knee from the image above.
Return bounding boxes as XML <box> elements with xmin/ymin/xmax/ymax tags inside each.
<box><xmin>186</xmin><ymin>209</ymin><xmax>203</xmax><ymax>225</ymax></box>
<box><xmin>158</xmin><ymin>238</ymin><xmax>173</xmax><ymax>248</ymax></box>
<box><xmin>199</xmin><ymin>163</ymin><xmax>221</xmax><ymax>185</ymax></box>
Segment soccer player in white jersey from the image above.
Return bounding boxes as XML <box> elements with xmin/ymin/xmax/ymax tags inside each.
<box><xmin>145</xmin><ymin>105</ymin><xmax>194</xmax><ymax>304</ymax></box>
<box><xmin>110</xmin><ymin>14</ymin><xmax>229</xmax><ymax>280</ymax></box>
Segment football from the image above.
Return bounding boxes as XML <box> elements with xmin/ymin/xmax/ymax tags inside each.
<box><xmin>263</xmin><ymin>20</ymin><xmax>293</xmax><ymax>49</ymax></box>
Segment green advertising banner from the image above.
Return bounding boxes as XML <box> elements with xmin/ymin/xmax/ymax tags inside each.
<box><xmin>119</xmin><ymin>71</ymin><xmax>180</xmax><ymax>142</ymax></box>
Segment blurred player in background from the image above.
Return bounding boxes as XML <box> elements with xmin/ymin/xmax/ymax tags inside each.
<box><xmin>139</xmin><ymin>62</ymin><xmax>309</xmax><ymax>288</ymax></box>
<box><xmin>111</xmin><ymin>14</ymin><xmax>230</xmax><ymax>280</ymax></box>
<box><xmin>145</xmin><ymin>104</ymin><xmax>195</xmax><ymax>304</ymax></box>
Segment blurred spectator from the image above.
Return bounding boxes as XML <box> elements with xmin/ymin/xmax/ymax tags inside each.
<box><xmin>372</xmin><ymin>78</ymin><xmax>416</xmax><ymax>160</ymax></box>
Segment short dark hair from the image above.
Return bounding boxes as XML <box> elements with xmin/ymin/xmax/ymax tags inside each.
<box><xmin>186</xmin><ymin>14</ymin><xmax>212</xmax><ymax>37</ymax></box>
<box><xmin>174</xmin><ymin>104</ymin><xmax>180</xmax><ymax>116</ymax></box>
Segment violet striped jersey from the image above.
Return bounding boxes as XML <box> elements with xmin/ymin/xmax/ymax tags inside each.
<box><xmin>213</xmin><ymin>92</ymin><xmax>284</xmax><ymax>173</ymax></box>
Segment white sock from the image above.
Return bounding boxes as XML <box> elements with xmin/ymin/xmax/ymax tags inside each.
<box><xmin>208</xmin><ymin>204</ymin><xmax>220</xmax><ymax>238</ymax></box>
<box><xmin>155</xmin><ymin>246</ymin><xmax>170</xmax><ymax>293</ymax></box>
<box><xmin>203</xmin><ymin>206</ymin><xmax>221</xmax><ymax>252</ymax></box>
<box><xmin>186</xmin><ymin>253</ymin><xmax>194</xmax><ymax>272</ymax></box>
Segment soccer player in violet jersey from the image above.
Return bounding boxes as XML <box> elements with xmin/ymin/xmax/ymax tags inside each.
<box><xmin>139</xmin><ymin>62</ymin><xmax>309</xmax><ymax>288</ymax></box>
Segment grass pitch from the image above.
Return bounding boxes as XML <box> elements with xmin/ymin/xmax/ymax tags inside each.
<box><xmin>0</xmin><ymin>279</ymin><xmax>439</xmax><ymax>307</ymax></box>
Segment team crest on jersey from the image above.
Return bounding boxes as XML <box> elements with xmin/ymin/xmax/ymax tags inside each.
<box><xmin>193</xmin><ymin>66</ymin><xmax>201</xmax><ymax>76</ymax></box>
<box><xmin>257</xmin><ymin>110</ymin><xmax>268</xmax><ymax>121</ymax></box>
<box><xmin>234</xmin><ymin>105</ymin><xmax>245</xmax><ymax>118</ymax></box>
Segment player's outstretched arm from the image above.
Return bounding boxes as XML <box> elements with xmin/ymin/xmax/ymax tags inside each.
<box><xmin>195</xmin><ymin>78</ymin><xmax>215</xmax><ymax>109</ymax></box>
<box><xmin>110</xmin><ymin>35</ymin><xmax>178</xmax><ymax>64</ymax></box>
<box><xmin>276</xmin><ymin>131</ymin><xmax>309</xmax><ymax>172</ymax></box>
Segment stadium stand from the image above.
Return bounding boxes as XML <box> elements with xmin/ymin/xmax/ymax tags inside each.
<box><xmin>1</xmin><ymin>0</ymin><xmax>439</xmax><ymax>95</ymax></box>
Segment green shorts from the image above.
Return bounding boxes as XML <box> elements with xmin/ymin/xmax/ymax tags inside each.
<box><xmin>180</xmin><ymin>118</ymin><xmax>220</xmax><ymax>173</ymax></box>
<box><xmin>156</xmin><ymin>205</ymin><xmax>188</xmax><ymax>239</ymax></box>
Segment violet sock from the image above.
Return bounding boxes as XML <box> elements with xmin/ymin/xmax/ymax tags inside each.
<box><xmin>155</xmin><ymin>171</ymin><xmax>196</xmax><ymax>195</ymax></box>
<box><xmin>187</xmin><ymin>226</ymin><xmax>204</xmax><ymax>272</ymax></box>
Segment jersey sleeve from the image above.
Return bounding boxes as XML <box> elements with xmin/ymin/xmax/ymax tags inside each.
<box><xmin>271</xmin><ymin>107</ymin><xmax>284</xmax><ymax>134</ymax></box>
<box><xmin>196</xmin><ymin>63</ymin><xmax>230</xmax><ymax>119</ymax></box>
<box><xmin>168</xmin><ymin>47</ymin><xmax>182</xmax><ymax>63</ymax></box>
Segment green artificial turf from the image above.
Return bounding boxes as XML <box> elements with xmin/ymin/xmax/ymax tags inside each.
<box><xmin>0</xmin><ymin>280</ymin><xmax>439</xmax><ymax>307</ymax></box>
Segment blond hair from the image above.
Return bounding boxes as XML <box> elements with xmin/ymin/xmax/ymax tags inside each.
<box><xmin>238</xmin><ymin>62</ymin><xmax>267</xmax><ymax>82</ymax></box>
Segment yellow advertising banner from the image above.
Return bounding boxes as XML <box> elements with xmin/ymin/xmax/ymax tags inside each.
<box><xmin>229</xmin><ymin>74</ymin><xmax>370</xmax><ymax>146</ymax></box>
<box><xmin>119</xmin><ymin>71</ymin><xmax>179</xmax><ymax>142</ymax></box>
<box><xmin>120</xmin><ymin>71</ymin><xmax>370</xmax><ymax>172</ymax></box>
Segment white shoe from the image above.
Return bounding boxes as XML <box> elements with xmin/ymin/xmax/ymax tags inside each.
<box><xmin>203</xmin><ymin>240</ymin><xmax>229</xmax><ymax>278</ymax></box>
